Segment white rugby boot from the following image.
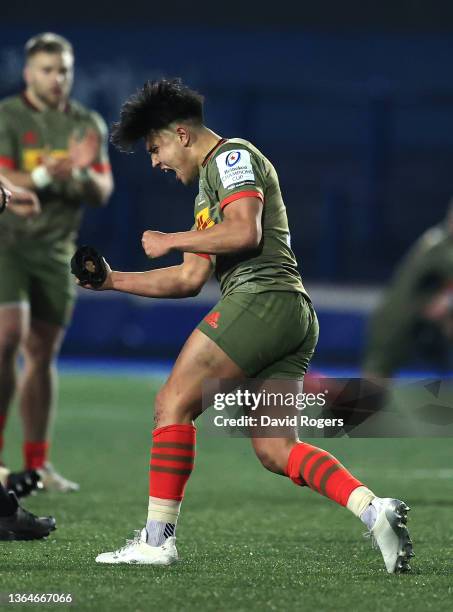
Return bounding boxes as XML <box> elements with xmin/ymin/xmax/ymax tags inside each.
<box><xmin>96</xmin><ymin>528</ymin><xmax>178</xmax><ymax>565</ymax></box>
<box><xmin>37</xmin><ymin>463</ymin><xmax>79</xmax><ymax>493</ymax></box>
<box><xmin>366</xmin><ymin>497</ymin><xmax>414</xmax><ymax>573</ymax></box>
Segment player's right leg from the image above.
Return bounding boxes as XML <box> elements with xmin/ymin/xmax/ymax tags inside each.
<box><xmin>97</xmin><ymin>293</ymin><xmax>313</xmax><ymax>564</ymax></box>
<box><xmin>0</xmin><ymin>304</ymin><xmax>29</xmax><ymax>466</ymax></box>
<box><xmin>96</xmin><ymin>328</ymin><xmax>247</xmax><ymax>565</ymax></box>
<box><xmin>0</xmin><ymin>246</ymin><xmax>31</xmax><ymax>465</ymax></box>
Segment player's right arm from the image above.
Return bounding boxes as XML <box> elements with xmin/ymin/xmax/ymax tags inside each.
<box><xmin>0</xmin><ymin>167</ymin><xmax>36</xmax><ymax>190</ymax></box>
<box><xmin>87</xmin><ymin>252</ymin><xmax>213</xmax><ymax>299</ymax></box>
<box><xmin>0</xmin><ymin>173</ymin><xmax>41</xmax><ymax>217</ymax></box>
<box><xmin>0</xmin><ymin>107</ymin><xmax>36</xmax><ymax>189</ymax></box>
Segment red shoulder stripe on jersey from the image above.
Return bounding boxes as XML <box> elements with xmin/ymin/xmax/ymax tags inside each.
<box><xmin>195</xmin><ymin>253</ymin><xmax>211</xmax><ymax>260</ymax></box>
<box><xmin>91</xmin><ymin>162</ymin><xmax>111</xmax><ymax>174</ymax></box>
<box><xmin>220</xmin><ymin>190</ymin><xmax>264</xmax><ymax>210</ymax></box>
<box><xmin>0</xmin><ymin>156</ymin><xmax>16</xmax><ymax>170</ymax></box>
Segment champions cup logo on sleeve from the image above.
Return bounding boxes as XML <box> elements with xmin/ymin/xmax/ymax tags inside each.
<box><xmin>216</xmin><ymin>149</ymin><xmax>255</xmax><ymax>189</ymax></box>
<box><xmin>226</xmin><ymin>151</ymin><xmax>241</xmax><ymax>167</ymax></box>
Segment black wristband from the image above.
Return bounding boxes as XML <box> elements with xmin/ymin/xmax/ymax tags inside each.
<box><xmin>0</xmin><ymin>185</ymin><xmax>8</xmax><ymax>214</ymax></box>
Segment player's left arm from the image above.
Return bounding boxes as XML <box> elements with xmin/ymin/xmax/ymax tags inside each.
<box><xmin>69</xmin><ymin>112</ymin><xmax>114</xmax><ymax>206</ymax></box>
<box><xmin>142</xmin><ymin>196</ymin><xmax>263</xmax><ymax>259</ymax></box>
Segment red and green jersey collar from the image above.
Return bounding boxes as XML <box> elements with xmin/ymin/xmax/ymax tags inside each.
<box><xmin>21</xmin><ymin>91</ymin><xmax>71</xmax><ymax>113</ymax></box>
<box><xmin>201</xmin><ymin>138</ymin><xmax>228</xmax><ymax>168</ymax></box>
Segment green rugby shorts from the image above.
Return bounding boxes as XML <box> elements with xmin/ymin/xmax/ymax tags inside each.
<box><xmin>198</xmin><ymin>291</ymin><xmax>319</xmax><ymax>378</ymax></box>
<box><xmin>0</xmin><ymin>241</ymin><xmax>75</xmax><ymax>327</ymax></box>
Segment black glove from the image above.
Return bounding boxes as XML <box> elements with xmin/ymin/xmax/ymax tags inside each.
<box><xmin>71</xmin><ymin>245</ymin><xmax>107</xmax><ymax>288</ymax></box>
<box><xmin>6</xmin><ymin>470</ymin><xmax>41</xmax><ymax>498</ymax></box>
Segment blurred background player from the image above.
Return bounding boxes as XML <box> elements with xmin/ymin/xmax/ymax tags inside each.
<box><xmin>363</xmin><ymin>200</ymin><xmax>453</xmax><ymax>381</ymax></box>
<box><xmin>0</xmin><ymin>33</ymin><xmax>114</xmax><ymax>491</ymax></box>
<box><xmin>0</xmin><ymin>481</ymin><xmax>56</xmax><ymax>541</ymax></box>
<box><xmin>0</xmin><ymin>180</ymin><xmax>55</xmax><ymax>540</ymax></box>
<box><xmin>0</xmin><ymin>176</ymin><xmax>42</xmax><ymax>497</ymax></box>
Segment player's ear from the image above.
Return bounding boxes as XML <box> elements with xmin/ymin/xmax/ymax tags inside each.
<box><xmin>175</xmin><ymin>126</ymin><xmax>190</xmax><ymax>147</ymax></box>
<box><xmin>23</xmin><ymin>65</ymin><xmax>31</xmax><ymax>86</ymax></box>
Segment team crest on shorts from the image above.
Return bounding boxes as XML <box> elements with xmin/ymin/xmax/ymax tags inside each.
<box><xmin>205</xmin><ymin>311</ymin><xmax>221</xmax><ymax>329</ymax></box>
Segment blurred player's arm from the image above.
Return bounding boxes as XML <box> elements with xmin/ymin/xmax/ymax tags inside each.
<box><xmin>0</xmin><ymin>116</ymin><xmax>113</xmax><ymax>206</ymax></box>
<box><xmin>69</xmin><ymin>163</ymin><xmax>114</xmax><ymax>207</ymax></box>
<box><xmin>0</xmin><ymin>109</ymin><xmax>36</xmax><ymax>189</ymax></box>
<box><xmin>0</xmin><ymin>173</ymin><xmax>41</xmax><ymax>217</ymax></box>
<box><xmin>0</xmin><ymin>167</ymin><xmax>36</xmax><ymax>190</ymax></box>
<box><xmin>0</xmin><ymin>137</ymin><xmax>113</xmax><ymax>206</ymax></box>
<box><xmin>92</xmin><ymin>251</ymin><xmax>213</xmax><ymax>298</ymax></box>
<box><xmin>65</xmin><ymin>117</ymin><xmax>113</xmax><ymax>206</ymax></box>
<box><xmin>142</xmin><ymin>197</ymin><xmax>263</xmax><ymax>259</ymax></box>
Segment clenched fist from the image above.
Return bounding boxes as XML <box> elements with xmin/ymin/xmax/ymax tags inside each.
<box><xmin>142</xmin><ymin>230</ymin><xmax>172</xmax><ymax>259</ymax></box>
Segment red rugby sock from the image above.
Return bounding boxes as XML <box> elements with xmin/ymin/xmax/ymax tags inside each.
<box><xmin>24</xmin><ymin>441</ymin><xmax>49</xmax><ymax>470</ymax></box>
<box><xmin>149</xmin><ymin>424</ymin><xmax>196</xmax><ymax>501</ymax></box>
<box><xmin>286</xmin><ymin>442</ymin><xmax>362</xmax><ymax>507</ymax></box>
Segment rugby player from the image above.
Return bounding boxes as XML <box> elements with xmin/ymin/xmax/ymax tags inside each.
<box><xmin>0</xmin><ymin>33</ymin><xmax>114</xmax><ymax>491</ymax></box>
<box><xmin>0</xmin><ymin>181</ymin><xmax>55</xmax><ymax>539</ymax></box>
<box><xmin>83</xmin><ymin>79</ymin><xmax>413</xmax><ymax>572</ymax></box>
<box><xmin>364</xmin><ymin>201</ymin><xmax>453</xmax><ymax>379</ymax></box>
<box><xmin>0</xmin><ymin>177</ymin><xmax>42</xmax><ymax>497</ymax></box>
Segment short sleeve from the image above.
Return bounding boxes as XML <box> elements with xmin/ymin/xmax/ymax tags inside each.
<box><xmin>189</xmin><ymin>223</ymin><xmax>211</xmax><ymax>260</ymax></box>
<box><xmin>0</xmin><ymin>108</ymin><xmax>17</xmax><ymax>170</ymax></box>
<box><xmin>207</xmin><ymin>147</ymin><xmax>265</xmax><ymax>211</ymax></box>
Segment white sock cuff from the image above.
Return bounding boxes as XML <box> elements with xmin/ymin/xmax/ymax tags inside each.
<box><xmin>147</xmin><ymin>496</ymin><xmax>181</xmax><ymax>523</ymax></box>
<box><xmin>346</xmin><ymin>486</ymin><xmax>376</xmax><ymax>517</ymax></box>
<box><xmin>0</xmin><ymin>466</ymin><xmax>10</xmax><ymax>486</ymax></box>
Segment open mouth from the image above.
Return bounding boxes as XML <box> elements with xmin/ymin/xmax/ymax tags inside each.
<box><xmin>162</xmin><ymin>167</ymin><xmax>180</xmax><ymax>181</ymax></box>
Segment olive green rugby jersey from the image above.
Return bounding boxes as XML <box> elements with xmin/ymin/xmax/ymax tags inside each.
<box><xmin>375</xmin><ymin>224</ymin><xmax>453</xmax><ymax>316</ymax></box>
<box><xmin>0</xmin><ymin>94</ymin><xmax>110</xmax><ymax>247</ymax></box>
<box><xmin>193</xmin><ymin>138</ymin><xmax>308</xmax><ymax>298</ymax></box>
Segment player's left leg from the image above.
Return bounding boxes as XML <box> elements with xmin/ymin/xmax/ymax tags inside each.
<box><xmin>20</xmin><ymin>318</ymin><xmax>63</xmax><ymax>448</ymax></box>
<box><xmin>252</xmin><ymin>308</ymin><xmax>413</xmax><ymax>573</ymax></box>
<box><xmin>19</xmin><ymin>245</ymin><xmax>78</xmax><ymax>492</ymax></box>
<box><xmin>253</xmin><ymin>432</ymin><xmax>413</xmax><ymax>572</ymax></box>
<box><xmin>20</xmin><ymin>317</ymin><xmax>78</xmax><ymax>492</ymax></box>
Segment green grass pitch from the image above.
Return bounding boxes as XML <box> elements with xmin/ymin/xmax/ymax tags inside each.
<box><xmin>1</xmin><ymin>373</ymin><xmax>452</xmax><ymax>611</ymax></box>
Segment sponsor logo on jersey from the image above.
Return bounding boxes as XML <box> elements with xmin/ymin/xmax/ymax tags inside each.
<box><xmin>215</xmin><ymin>149</ymin><xmax>255</xmax><ymax>189</ymax></box>
<box><xmin>196</xmin><ymin>206</ymin><xmax>215</xmax><ymax>231</ymax></box>
<box><xmin>205</xmin><ymin>311</ymin><xmax>221</xmax><ymax>328</ymax></box>
<box><xmin>226</xmin><ymin>151</ymin><xmax>241</xmax><ymax>167</ymax></box>
<box><xmin>22</xmin><ymin>149</ymin><xmax>68</xmax><ymax>172</ymax></box>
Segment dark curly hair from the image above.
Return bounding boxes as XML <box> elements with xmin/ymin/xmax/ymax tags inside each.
<box><xmin>111</xmin><ymin>78</ymin><xmax>204</xmax><ymax>152</ymax></box>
